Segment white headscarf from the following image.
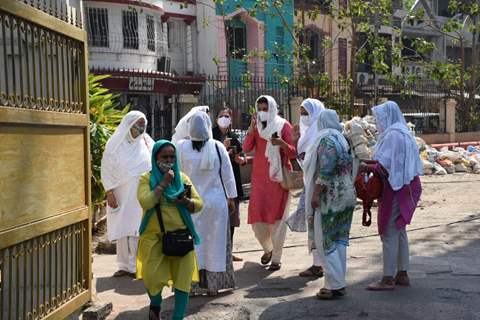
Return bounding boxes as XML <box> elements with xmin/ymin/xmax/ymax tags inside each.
<box><xmin>171</xmin><ymin>105</ymin><xmax>209</xmax><ymax>144</ymax></box>
<box><xmin>101</xmin><ymin>110</ymin><xmax>154</xmax><ymax>190</ymax></box>
<box><xmin>256</xmin><ymin>95</ymin><xmax>287</xmax><ymax>182</ymax></box>
<box><xmin>372</xmin><ymin>101</ymin><xmax>423</xmax><ymax>191</ymax></box>
<box><xmin>297</xmin><ymin>98</ymin><xmax>325</xmax><ymax>157</ymax></box>
<box><xmin>303</xmin><ymin>109</ymin><xmax>350</xmax><ymax>218</ymax></box>
<box><xmin>189</xmin><ymin>111</ymin><xmax>216</xmax><ymax>170</ymax></box>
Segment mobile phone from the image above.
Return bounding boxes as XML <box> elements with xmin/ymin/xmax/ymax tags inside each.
<box><xmin>177</xmin><ymin>191</ymin><xmax>186</xmax><ymax>200</ymax></box>
<box><xmin>184</xmin><ymin>184</ymin><xmax>192</xmax><ymax>198</ymax></box>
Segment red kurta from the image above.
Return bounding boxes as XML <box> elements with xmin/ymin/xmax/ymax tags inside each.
<box><xmin>243</xmin><ymin>121</ymin><xmax>297</xmax><ymax>224</ymax></box>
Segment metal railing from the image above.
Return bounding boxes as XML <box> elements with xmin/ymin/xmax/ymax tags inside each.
<box><xmin>0</xmin><ymin>221</ymin><xmax>88</xmax><ymax>320</ymax></box>
<box><xmin>0</xmin><ymin>10</ymin><xmax>85</xmax><ymax>113</ymax></box>
<box><xmin>20</xmin><ymin>0</ymin><xmax>83</xmax><ymax>28</ymax></box>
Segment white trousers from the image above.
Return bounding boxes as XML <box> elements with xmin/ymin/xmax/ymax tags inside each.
<box><xmin>252</xmin><ymin>219</ymin><xmax>288</xmax><ymax>264</ymax></box>
<box><xmin>313</xmin><ymin>249</ymin><xmax>323</xmax><ymax>266</ymax></box>
<box><xmin>324</xmin><ymin>244</ymin><xmax>347</xmax><ymax>290</ymax></box>
<box><xmin>116</xmin><ymin>236</ymin><xmax>138</xmax><ymax>273</ymax></box>
<box><xmin>381</xmin><ymin>200</ymin><xmax>409</xmax><ymax>277</ymax></box>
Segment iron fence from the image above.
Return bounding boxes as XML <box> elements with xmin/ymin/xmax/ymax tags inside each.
<box><xmin>196</xmin><ymin>76</ymin><xmax>451</xmax><ymax>135</ymax></box>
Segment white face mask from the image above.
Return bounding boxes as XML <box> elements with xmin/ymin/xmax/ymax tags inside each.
<box><xmin>217</xmin><ymin>116</ymin><xmax>231</xmax><ymax>128</ymax></box>
<box><xmin>257</xmin><ymin>111</ymin><xmax>269</xmax><ymax>122</ymax></box>
<box><xmin>300</xmin><ymin>115</ymin><xmax>311</xmax><ymax>127</ymax></box>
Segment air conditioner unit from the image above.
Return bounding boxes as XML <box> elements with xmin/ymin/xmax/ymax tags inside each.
<box><xmin>357</xmin><ymin>72</ymin><xmax>370</xmax><ymax>86</ymax></box>
<box><xmin>157</xmin><ymin>56</ymin><xmax>171</xmax><ymax>73</ymax></box>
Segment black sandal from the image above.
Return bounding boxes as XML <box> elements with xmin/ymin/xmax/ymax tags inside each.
<box><xmin>261</xmin><ymin>251</ymin><xmax>273</xmax><ymax>265</ymax></box>
<box><xmin>316</xmin><ymin>287</ymin><xmax>346</xmax><ymax>300</ymax></box>
<box><xmin>268</xmin><ymin>262</ymin><xmax>281</xmax><ymax>271</ymax></box>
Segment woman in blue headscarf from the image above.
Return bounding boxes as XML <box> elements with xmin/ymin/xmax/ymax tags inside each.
<box><xmin>136</xmin><ymin>140</ymin><xmax>203</xmax><ymax>320</ymax></box>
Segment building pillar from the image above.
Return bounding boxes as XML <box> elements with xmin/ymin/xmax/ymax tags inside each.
<box><xmin>186</xmin><ymin>23</ymin><xmax>194</xmax><ymax>74</ymax></box>
<box><xmin>446</xmin><ymin>98</ymin><xmax>457</xmax><ymax>143</ymax></box>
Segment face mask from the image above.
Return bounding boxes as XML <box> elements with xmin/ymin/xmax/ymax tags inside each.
<box><xmin>132</xmin><ymin>124</ymin><xmax>145</xmax><ymax>135</ymax></box>
<box><xmin>300</xmin><ymin>115</ymin><xmax>311</xmax><ymax>127</ymax></box>
<box><xmin>157</xmin><ymin>161</ymin><xmax>174</xmax><ymax>173</ymax></box>
<box><xmin>217</xmin><ymin>117</ymin><xmax>231</xmax><ymax>128</ymax></box>
<box><xmin>257</xmin><ymin>111</ymin><xmax>269</xmax><ymax>122</ymax></box>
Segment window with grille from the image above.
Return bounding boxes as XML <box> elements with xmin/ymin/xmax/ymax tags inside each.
<box><xmin>147</xmin><ymin>15</ymin><xmax>155</xmax><ymax>52</ymax></box>
<box><xmin>338</xmin><ymin>38</ymin><xmax>347</xmax><ymax>77</ymax></box>
<box><xmin>123</xmin><ymin>10</ymin><xmax>139</xmax><ymax>49</ymax></box>
<box><xmin>86</xmin><ymin>7</ymin><xmax>109</xmax><ymax>47</ymax></box>
<box><xmin>227</xmin><ymin>19</ymin><xmax>247</xmax><ymax>60</ymax></box>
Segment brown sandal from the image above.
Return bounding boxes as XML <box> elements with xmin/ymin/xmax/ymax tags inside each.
<box><xmin>299</xmin><ymin>266</ymin><xmax>324</xmax><ymax>278</ymax></box>
<box><xmin>261</xmin><ymin>251</ymin><xmax>273</xmax><ymax>265</ymax></box>
<box><xmin>394</xmin><ymin>272</ymin><xmax>410</xmax><ymax>286</ymax></box>
<box><xmin>367</xmin><ymin>278</ymin><xmax>395</xmax><ymax>291</ymax></box>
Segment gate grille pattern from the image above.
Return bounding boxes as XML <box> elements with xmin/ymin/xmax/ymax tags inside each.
<box><xmin>0</xmin><ymin>221</ymin><xmax>88</xmax><ymax>320</ymax></box>
<box><xmin>0</xmin><ymin>10</ymin><xmax>84</xmax><ymax>113</ymax></box>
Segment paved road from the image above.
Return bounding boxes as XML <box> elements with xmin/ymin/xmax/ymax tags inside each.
<box><xmin>90</xmin><ymin>174</ymin><xmax>480</xmax><ymax>320</ymax></box>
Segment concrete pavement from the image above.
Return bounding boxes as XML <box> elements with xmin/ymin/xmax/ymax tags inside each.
<box><xmin>89</xmin><ymin>174</ymin><xmax>480</xmax><ymax>320</ymax></box>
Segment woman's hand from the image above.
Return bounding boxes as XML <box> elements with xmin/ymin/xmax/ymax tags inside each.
<box><xmin>173</xmin><ymin>195</ymin><xmax>194</xmax><ymax>211</ymax></box>
<box><xmin>161</xmin><ymin>169</ymin><xmax>175</xmax><ymax>187</ymax></box>
<box><xmin>234</xmin><ymin>153</ymin><xmax>248</xmax><ymax>166</ymax></box>
<box><xmin>307</xmin><ymin>215</ymin><xmax>314</xmax><ymax>226</ymax></box>
<box><xmin>227</xmin><ymin>198</ymin><xmax>236</xmax><ymax>214</ymax></box>
<box><xmin>106</xmin><ymin>191</ymin><xmax>118</xmax><ymax>208</ymax></box>
<box><xmin>223</xmin><ymin>138</ymin><xmax>232</xmax><ymax>149</ymax></box>
<box><xmin>292</xmin><ymin>124</ymin><xmax>301</xmax><ymax>144</ymax></box>
<box><xmin>248</xmin><ymin>116</ymin><xmax>256</xmax><ymax>135</ymax></box>
<box><xmin>271</xmin><ymin>137</ymin><xmax>288</xmax><ymax>149</ymax></box>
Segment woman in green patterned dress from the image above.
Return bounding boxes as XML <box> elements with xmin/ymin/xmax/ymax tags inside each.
<box><xmin>303</xmin><ymin>109</ymin><xmax>356</xmax><ymax>300</ymax></box>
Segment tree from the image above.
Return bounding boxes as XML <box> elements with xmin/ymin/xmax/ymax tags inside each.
<box><xmin>405</xmin><ymin>0</ymin><xmax>480</xmax><ymax>130</ymax></box>
<box><xmin>89</xmin><ymin>74</ymin><xmax>129</xmax><ymax>207</ymax></box>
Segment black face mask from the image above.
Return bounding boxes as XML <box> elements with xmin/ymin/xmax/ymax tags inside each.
<box><xmin>132</xmin><ymin>124</ymin><xmax>145</xmax><ymax>135</ymax></box>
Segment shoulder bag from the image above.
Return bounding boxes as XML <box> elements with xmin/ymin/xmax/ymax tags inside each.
<box><xmin>155</xmin><ymin>195</ymin><xmax>194</xmax><ymax>257</ymax></box>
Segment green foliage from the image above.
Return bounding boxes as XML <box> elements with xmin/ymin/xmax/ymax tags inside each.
<box><xmin>89</xmin><ymin>74</ymin><xmax>129</xmax><ymax>207</ymax></box>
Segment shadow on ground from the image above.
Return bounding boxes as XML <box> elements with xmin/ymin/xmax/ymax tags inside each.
<box><xmin>258</xmin><ymin>213</ymin><xmax>480</xmax><ymax>320</ymax></box>
<box><xmin>96</xmin><ymin>276</ymin><xmax>145</xmax><ymax>296</ymax></box>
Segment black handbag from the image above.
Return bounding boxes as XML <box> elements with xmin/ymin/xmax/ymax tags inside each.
<box><xmin>155</xmin><ymin>193</ymin><xmax>194</xmax><ymax>257</ymax></box>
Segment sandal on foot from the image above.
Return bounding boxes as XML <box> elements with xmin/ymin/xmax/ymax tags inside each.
<box><xmin>316</xmin><ymin>288</ymin><xmax>345</xmax><ymax>300</ymax></box>
<box><xmin>367</xmin><ymin>280</ymin><xmax>395</xmax><ymax>291</ymax></box>
<box><xmin>394</xmin><ymin>272</ymin><xmax>410</xmax><ymax>286</ymax></box>
<box><xmin>261</xmin><ymin>251</ymin><xmax>273</xmax><ymax>265</ymax></box>
<box><xmin>268</xmin><ymin>262</ymin><xmax>281</xmax><ymax>271</ymax></box>
<box><xmin>232</xmin><ymin>255</ymin><xmax>243</xmax><ymax>262</ymax></box>
<box><xmin>207</xmin><ymin>290</ymin><xmax>218</xmax><ymax>297</ymax></box>
<box><xmin>299</xmin><ymin>266</ymin><xmax>324</xmax><ymax>278</ymax></box>
<box><xmin>113</xmin><ymin>270</ymin><xmax>130</xmax><ymax>277</ymax></box>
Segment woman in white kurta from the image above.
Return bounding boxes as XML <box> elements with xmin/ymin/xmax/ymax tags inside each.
<box><xmin>177</xmin><ymin>111</ymin><xmax>238</xmax><ymax>295</ymax></box>
<box><xmin>171</xmin><ymin>106</ymin><xmax>209</xmax><ymax>145</ymax></box>
<box><xmin>101</xmin><ymin>111</ymin><xmax>154</xmax><ymax>277</ymax></box>
<box><xmin>286</xmin><ymin>98</ymin><xmax>325</xmax><ymax>277</ymax></box>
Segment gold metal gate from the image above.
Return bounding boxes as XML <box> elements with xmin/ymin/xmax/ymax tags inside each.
<box><xmin>0</xmin><ymin>1</ymin><xmax>91</xmax><ymax>319</ymax></box>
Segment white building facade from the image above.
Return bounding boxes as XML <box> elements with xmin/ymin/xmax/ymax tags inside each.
<box><xmin>83</xmin><ymin>0</ymin><xmax>220</xmax><ymax>138</ymax></box>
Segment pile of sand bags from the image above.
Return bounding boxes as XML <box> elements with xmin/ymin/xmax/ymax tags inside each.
<box><xmin>344</xmin><ymin>117</ymin><xmax>376</xmax><ymax>160</ymax></box>
<box><xmin>420</xmin><ymin>144</ymin><xmax>480</xmax><ymax>175</ymax></box>
<box><xmin>342</xmin><ymin>116</ymin><xmax>480</xmax><ymax>175</ymax></box>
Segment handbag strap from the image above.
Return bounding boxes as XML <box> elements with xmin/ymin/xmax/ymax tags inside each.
<box><xmin>214</xmin><ymin>143</ymin><xmax>228</xmax><ymax>199</ymax></box>
<box><xmin>155</xmin><ymin>203</ymin><xmax>166</xmax><ymax>233</ymax></box>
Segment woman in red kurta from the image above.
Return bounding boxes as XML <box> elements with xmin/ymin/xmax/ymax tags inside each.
<box><xmin>243</xmin><ymin>95</ymin><xmax>296</xmax><ymax>271</ymax></box>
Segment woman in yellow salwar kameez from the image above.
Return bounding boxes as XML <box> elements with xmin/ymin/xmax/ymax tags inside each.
<box><xmin>136</xmin><ymin>140</ymin><xmax>203</xmax><ymax>320</ymax></box>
